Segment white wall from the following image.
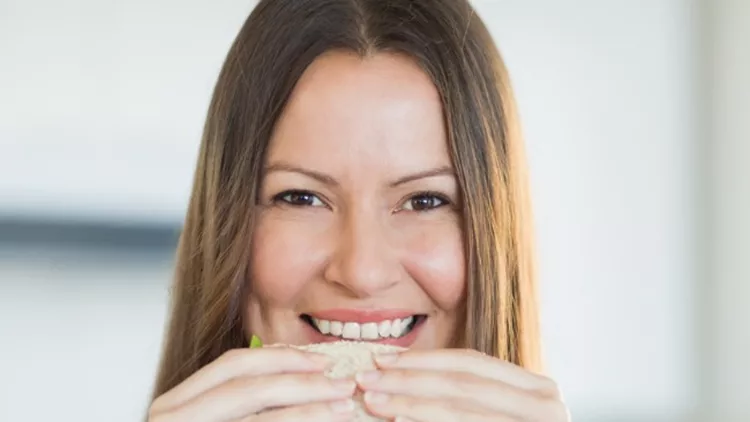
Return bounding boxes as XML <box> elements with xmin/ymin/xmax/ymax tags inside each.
<box><xmin>0</xmin><ymin>247</ymin><xmax>172</xmax><ymax>422</ymax></box>
<box><xmin>0</xmin><ymin>0</ymin><xmax>725</xmax><ymax>421</ymax></box>
<box><xmin>706</xmin><ymin>0</ymin><xmax>750</xmax><ymax>420</ymax></box>
<box><xmin>0</xmin><ymin>0</ymin><xmax>253</xmax><ymax>223</ymax></box>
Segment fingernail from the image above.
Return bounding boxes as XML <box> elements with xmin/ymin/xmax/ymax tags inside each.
<box><xmin>394</xmin><ymin>417</ymin><xmax>414</xmax><ymax>422</ymax></box>
<box><xmin>355</xmin><ymin>370</ymin><xmax>381</xmax><ymax>384</ymax></box>
<box><xmin>374</xmin><ymin>352</ymin><xmax>399</xmax><ymax>365</ymax></box>
<box><xmin>364</xmin><ymin>391</ymin><xmax>390</xmax><ymax>404</ymax></box>
<box><xmin>332</xmin><ymin>378</ymin><xmax>357</xmax><ymax>392</ymax></box>
<box><xmin>330</xmin><ymin>398</ymin><xmax>355</xmax><ymax>413</ymax></box>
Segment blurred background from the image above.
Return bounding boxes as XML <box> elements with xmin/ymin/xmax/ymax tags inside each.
<box><xmin>0</xmin><ymin>0</ymin><xmax>747</xmax><ymax>421</ymax></box>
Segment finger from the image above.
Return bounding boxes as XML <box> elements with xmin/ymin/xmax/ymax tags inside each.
<box><xmin>161</xmin><ymin>372</ymin><xmax>356</xmax><ymax>421</ymax></box>
<box><xmin>362</xmin><ymin>391</ymin><xmax>510</xmax><ymax>422</ymax></box>
<box><xmin>152</xmin><ymin>347</ymin><xmax>332</xmax><ymax>412</ymax></box>
<box><xmin>356</xmin><ymin>368</ymin><xmax>542</xmax><ymax>416</ymax></box>
<box><xmin>234</xmin><ymin>399</ymin><xmax>357</xmax><ymax>422</ymax></box>
<box><xmin>373</xmin><ymin>348</ymin><xmax>558</xmax><ymax>396</ymax></box>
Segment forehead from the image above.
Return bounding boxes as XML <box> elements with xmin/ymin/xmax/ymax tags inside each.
<box><xmin>267</xmin><ymin>51</ymin><xmax>451</xmax><ymax>174</ymax></box>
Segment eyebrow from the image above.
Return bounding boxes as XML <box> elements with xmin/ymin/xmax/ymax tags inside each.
<box><xmin>263</xmin><ymin>163</ymin><xmax>339</xmax><ymax>186</ymax></box>
<box><xmin>388</xmin><ymin>165</ymin><xmax>454</xmax><ymax>187</ymax></box>
<box><xmin>263</xmin><ymin>162</ymin><xmax>455</xmax><ymax>187</ymax></box>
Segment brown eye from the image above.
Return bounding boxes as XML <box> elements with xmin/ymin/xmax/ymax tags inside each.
<box><xmin>273</xmin><ymin>190</ymin><xmax>325</xmax><ymax>207</ymax></box>
<box><xmin>401</xmin><ymin>193</ymin><xmax>448</xmax><ymax>212</ymax></box>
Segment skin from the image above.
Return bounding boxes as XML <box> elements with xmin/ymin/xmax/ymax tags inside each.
<box><xmin>148</xmin><ymin>51</ymin><xmax>569</xmax><ymax>422</ymax></box>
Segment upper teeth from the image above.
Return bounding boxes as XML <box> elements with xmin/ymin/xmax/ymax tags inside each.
<box><xmin>311</xmin><ymin>316</ymin><xmax>415</xmax><ymax>340</ymax></box>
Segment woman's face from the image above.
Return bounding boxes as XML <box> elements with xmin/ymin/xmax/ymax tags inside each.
<box><xmin>246</xmin><ymin>51</ymin><xmax>465</xmax><ymax>349</ymax></box>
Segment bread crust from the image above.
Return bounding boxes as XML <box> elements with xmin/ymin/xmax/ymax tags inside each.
<box><xmin>284</xmin><ymin>341</ymin><xmax>408</xmax><ymax>421</ymax></box>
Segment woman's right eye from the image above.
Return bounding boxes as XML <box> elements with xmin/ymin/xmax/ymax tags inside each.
<box><xmin>272</xmin><ymin>190</ymin><xmax>326</xmax><ymax>207</ymax></box>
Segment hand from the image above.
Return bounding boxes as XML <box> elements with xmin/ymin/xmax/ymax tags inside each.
<box><xmin>355</xmin><ymin>348</ymin><xmax>570</xmax><ymax>422</ymax></box>
<box><xmin>148</xmin><ymin>347</ymin><xmax>357</xmax><ymax>422</ymax></box>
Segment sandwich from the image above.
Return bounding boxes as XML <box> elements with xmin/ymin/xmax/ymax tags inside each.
<box><xmin>290</xmin><ymin>341</ymin><xmax>408</xmax><ymax>421</ymax></box>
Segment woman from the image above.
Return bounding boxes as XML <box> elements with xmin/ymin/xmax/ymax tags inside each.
<box><xmin>148</xmin><ymin>0</ymin><xmax>569</xmax><ymax>421</ymax></box>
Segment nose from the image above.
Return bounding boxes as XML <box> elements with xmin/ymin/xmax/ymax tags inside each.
<box><xmin>323</xmin><ymin>210</ymin><xmax>401</xmax><ymax>297</ymax></box>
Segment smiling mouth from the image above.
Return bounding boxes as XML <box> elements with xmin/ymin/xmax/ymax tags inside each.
<box><xmin>300</xmin><ymin>314</ymin><xmax>427</xmax><ymax>340</ymax></box>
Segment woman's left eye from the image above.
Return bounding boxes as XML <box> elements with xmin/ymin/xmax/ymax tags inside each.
<box><xmin>400</xmin><ymin>193</ymin><xmax>449</xmax><ymax>212</ymax></box>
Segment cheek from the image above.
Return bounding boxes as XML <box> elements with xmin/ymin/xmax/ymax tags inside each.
<box><xmin>401</xmin><ymin>219</ymin><xmax>465</xmax><ymax>311</ymax></box>
<box><xmin>249</xmin><ymin>213</ymin><xmax>330</xmax><ymax>305</ymax></box>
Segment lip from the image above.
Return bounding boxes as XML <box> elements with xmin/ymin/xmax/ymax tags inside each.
<box><xmin>304</xmin><ymin>308</ymin><xmax>420</xmax><ymax>323</ymax></box>
<box><xmin>301</xmin><ymin>314</ymin><xmax>427</xmax><ymax>347</ymax></box>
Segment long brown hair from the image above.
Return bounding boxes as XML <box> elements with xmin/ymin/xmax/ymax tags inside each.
<box><xmin>151</xmin><ymin>0</ymin><xmax>540</xmax><ymax>400</ymax></box>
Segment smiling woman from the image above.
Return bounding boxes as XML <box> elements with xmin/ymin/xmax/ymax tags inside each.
<box><xmin>147</xmin><ymin>0</ymin><xmax>568</xmax><ymax>421</ymax></box>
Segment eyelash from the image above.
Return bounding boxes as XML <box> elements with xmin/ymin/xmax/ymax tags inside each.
<box><xmin>399</xmin><ymin>191</ymin><xmax>451</xmax><ymax>212</ymax></box>
<box><xmin>271</xmin><ymin>190</ymin><xmax>451</xmax><ymax>212</ymax></box>
<box><xmin>272</xmin><ymin>190</ymin><xmax>327</xmax><ymax>208</ymax></box>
